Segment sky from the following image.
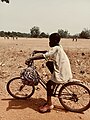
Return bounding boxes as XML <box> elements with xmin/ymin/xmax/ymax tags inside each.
<box><xmin>0</xmin><ymin>0</ymin><xmax>90</xmax><ymax>35</ymax></box>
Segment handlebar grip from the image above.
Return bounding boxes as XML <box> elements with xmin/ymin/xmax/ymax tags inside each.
<box><xmin>31</xmin><ymin>51</ymin><xmax>36</xmax><ymax>57</ymax></box>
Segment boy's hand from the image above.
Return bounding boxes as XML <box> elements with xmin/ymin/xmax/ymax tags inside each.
<box><xmin>25</xmin><ymin>58</ymin><xmax>32</xmax><ymax>65</ymax></box>
<box><xmin>33</xmin><ymin>50</ymin><xmax>47</xmax><ymax>54</ymax></box>
<box><xmin>33</xmin><ymin>50</ymin><xmax>38</xmax><ymax>54</ymax></box>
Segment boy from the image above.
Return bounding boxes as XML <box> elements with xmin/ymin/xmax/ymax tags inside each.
<box><xmin>25</xmin><ymin>33</ymin><xmax>72</xmax><ymax>113</ymax></box>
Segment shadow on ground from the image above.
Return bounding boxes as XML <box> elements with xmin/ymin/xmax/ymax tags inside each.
<box><xmin>2</xmin><ymin>97</ymin><xmax>66</xmax><ymax>113</ymax></box>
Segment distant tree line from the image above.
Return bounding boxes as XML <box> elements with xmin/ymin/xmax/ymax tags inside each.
<box><xmin>0</xmin><ymin>26</ymin><xmax>90</xmax><ymax>39</ymax></box>
<box><xmin>58</xmin><ymin>28</ymin><xmax>90</xmax><ymax>39</ymax></box>
<box><xmin>0</xmin><ymin>31</ymin><xmax>31</xmax><ymax>39</ymax></box>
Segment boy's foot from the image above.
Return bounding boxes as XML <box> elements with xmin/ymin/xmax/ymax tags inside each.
<box><xmin>39</xmin><ymin>104</ymin><xmax>54</xmax><ymax>113</ymax></box>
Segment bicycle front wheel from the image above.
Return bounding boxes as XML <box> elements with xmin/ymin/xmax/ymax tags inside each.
<box><xmin>58</xmin><ymin>82</ymin><xmax>90</xmax><ymax>112</ymax></box>
<box><xmin>7</xmin><ymin>77</ymin><xmax>35</xmax><ymax>99</ymax></box>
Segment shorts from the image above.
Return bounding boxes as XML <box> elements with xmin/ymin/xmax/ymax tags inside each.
<box><xmin>46</xmin><ymin>61</ymin><xmax>54</xmax><ymax>74</ymax></box>
<box><xmin>46</xmin><ymin>80</ymin><xmax>56</xmax><ymax>96</ymax></box>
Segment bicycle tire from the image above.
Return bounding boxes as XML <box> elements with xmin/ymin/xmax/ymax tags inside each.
<box><xmin>7</xmin><ymin>77</ymin><xmax>35</xmax><ymax>99</ymax></box>
<box><xmin>58</xmin><ymin>82</ymin><xmax>90</xmax><ymax>112</ymax></box>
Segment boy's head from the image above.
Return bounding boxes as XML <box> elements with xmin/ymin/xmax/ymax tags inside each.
<box><xmin>49</xmin><ymin>33</ymin><xmax>61</xmax><ymax>47</ymax></box>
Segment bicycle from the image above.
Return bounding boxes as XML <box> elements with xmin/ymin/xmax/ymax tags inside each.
<box><xmin>7</xmin><ymin>52</ymin><xmax>90</xmax><ymax>113</ymax></box>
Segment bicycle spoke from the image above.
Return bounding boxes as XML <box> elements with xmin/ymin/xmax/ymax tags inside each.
<box><xmin>7</xmin><ymin>77</ymin><xmax>35</xmax><ymax>99</ymax></box>
<box><xmin>59</xmin><ymin>82</ymin><xmax>90</xmax><ymax>112</ymax></box>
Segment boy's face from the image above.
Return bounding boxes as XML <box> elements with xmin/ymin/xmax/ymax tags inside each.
<box><xmin>49</xmin><ymin>40</ymin><xmax>56</xmax><ymax>47</ymax></box>
<box><xmin>49</xmin><ymin>41</ymin><xmax>54</xmax><ymax>47</ymax></box>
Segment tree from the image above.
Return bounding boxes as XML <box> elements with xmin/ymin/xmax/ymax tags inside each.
<box><xmin>79</xmin><ymin>28</ymin><xmax>90</xmax><ymax>39</ymax></box>
<box><xmin>0</xmin><ymin>31</ymin><xmax>5</xmax><ymax>37</ymax></box>
<box><xmin>1</xmin><ymin>0</ymin><xmax>9</xmax><ymax>3</ymax></box>
<box><xmin>58</xmin><ymin>29</ymin><xmax>70</xmax><ymax>38</ymax></box>
<box><xmin>30</xmin><ymin>26</ymin><xmax>40</xmax><ymax>38</ymax></box>
<box><xmin>39</xmin><ymin>32</ymin><xmax>49</xmax><ymax>38</ymax></box>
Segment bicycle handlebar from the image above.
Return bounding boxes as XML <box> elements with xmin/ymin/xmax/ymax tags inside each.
<box><xmin>26</xmin><ymin>50</ymin><xmax>46</xmax><ymax>67</ymax></box>
<box><xmin>25</xmin><ymin>51</ymin><xmax>37</xmax><ymax>67</ymax></box>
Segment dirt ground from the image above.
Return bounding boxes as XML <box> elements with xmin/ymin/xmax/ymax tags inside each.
<box><xmin>0</xmin><ymin>37</ymin><xmax>90</xmax><ymax>120</ymax></box>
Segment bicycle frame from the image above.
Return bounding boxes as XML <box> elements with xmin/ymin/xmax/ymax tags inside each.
<box><xmin>28</xmin><ymin>52</ymin><xmax>83</xmax><ymax>97</ymax></box>
<box><xmin>28</xmin><ymin>52</ymin><xmax>63</xmax><ymax>97</ymax></box>
<box><xmin>7</xmin><ymin>51</ymin><xmax>90</xmax><ymax>112</ymax></box>
<box><xmin>38</xmin><ymin>77</ymin><xmax>61</xmax><ymax>96</ymax></box>
<box><xmin>38</xmin><ymin>77</ymin><xmax>47</xmax><ymax>90</ymax></box>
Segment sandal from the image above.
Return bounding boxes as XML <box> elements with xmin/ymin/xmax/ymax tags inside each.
<box><xmin>39</xmin><ymin>103</ymin><xmax>54</xmax><ymax>113</ymax></box>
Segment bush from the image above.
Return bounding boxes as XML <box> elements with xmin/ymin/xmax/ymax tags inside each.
<box><xmin>79</xmin><ymin>28</ymin><xmax>90</xmax><ymax>39</ymax></box>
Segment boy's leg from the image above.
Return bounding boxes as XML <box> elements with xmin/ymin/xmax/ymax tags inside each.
<box><xmin>39</xmin><ymin>62</ymin><xmax>55</xmax><ymax>113</ymax></box>
<box><xmin>46</xmin><ymin>80</ymin><xmax>56</xmax><ymax>105</ymax></box>
<box><xmin>46</xmin><ymin>61</ymin><xmax>55</xmax><ymax>105</ymax></box>
<box><xmin>46</xmin><ymin>61</ymin><xmax>54</xmax><ymax>74</ymax></box>
<box><xmin>39</xmin><ymin>80</ymin><xmax>56</xmax><ymax>113</ymax></box>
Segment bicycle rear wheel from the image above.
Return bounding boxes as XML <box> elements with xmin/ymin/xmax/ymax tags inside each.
<box><xmin>7</xmin><ymin>77</ymin><xmax>35</xmax><ymax>99</ymax></box>
<box><xmin>58</xmin><ymin>82</ymin><xmax>90</xmax><ymax>112</ymax></box>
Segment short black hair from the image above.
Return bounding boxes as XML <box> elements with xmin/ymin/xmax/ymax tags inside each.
<box><xmin>49</xmin><ymin>33</ymin><xmax>60</xmax><ymax>43</ymax></box>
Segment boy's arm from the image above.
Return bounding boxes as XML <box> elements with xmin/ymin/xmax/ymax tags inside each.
<box><xmin>30</xmin><ymin>54</ymin><xmax>44</xmax><ymax>60</ymax></box>
<box><xmin>25</xmin><ymin>54</ymin><xmax>45</xmax><ymax>65</ymax></box>
<box><xmin>33</xmin><ymin>50</ymin><xmax>47</xmax><ymax>54</ymax></box>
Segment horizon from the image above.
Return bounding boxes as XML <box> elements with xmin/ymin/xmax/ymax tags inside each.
<box><xmin>0</xmin><ymin>0</ymin><xmax>90</xmax><ymax>35</ymax></box>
